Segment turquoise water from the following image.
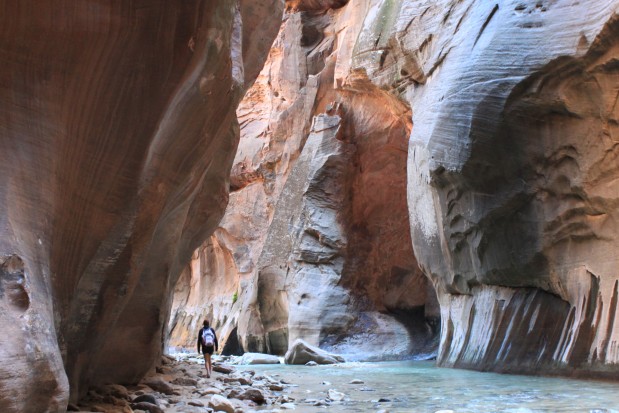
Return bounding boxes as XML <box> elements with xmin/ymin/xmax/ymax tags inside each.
<box><xmin>238</xmin><ymin>361</ymin><xmax>619</xmax><ymax>413</ymax></box>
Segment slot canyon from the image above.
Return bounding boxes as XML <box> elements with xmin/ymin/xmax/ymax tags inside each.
<box><xmin>2</xmin><ymin>0</ymin><xmax>619</xmax><ymax>412</ymax></box>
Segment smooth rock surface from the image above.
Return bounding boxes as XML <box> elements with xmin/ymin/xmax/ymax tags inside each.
<box><xmin>386</xmin><ymin>0</ymin><xmax>619</xmax><ymax>376</ymax></box>
<box><xmin>209</xmin><ymin>395</ymin><xmax>236</xmax><ymax>413</ymax></box>
<box><xmin>284</xmin><ymin>339</ymin><xmax>344</xmax><ymax>365</ymax></box>
<box><xmin>238</xmin><ymin>353</ymin><xmax>281</xmax><ymax>365</ymax></box>
<box><xmin>0</xmin><ymin>1</ymin><xmax>283</xmax><ymax>411</ymax></box>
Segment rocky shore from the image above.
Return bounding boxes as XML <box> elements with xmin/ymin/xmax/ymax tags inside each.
<box><xmin>72</xmin><ymin>353</ymin><xmax>296</xmax><ymax>413</ymax></box>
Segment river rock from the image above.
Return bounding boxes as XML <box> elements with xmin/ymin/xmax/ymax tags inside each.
<box><xmin>200</xmin><ymin>388</ymin><xmax>223</xmax><ymax>396</ymax></box>
<box><xmin>327</xmin><ymin>389</ymin><xmax>345</xmax><ymax>402</ymax></box>
<box><xmin>130</xmin><ymin>402</ymin><xmax>164</xmax><ymax>413</ymax></box>
<box><xmin>269</xmin><ymin>383</ymin><xmax>284</xmax><ymax>391</ymax></box>
<box><xmin>238</xmin><ymin>388</ymin><xmax>266</xmax><ymax>405</ymax></box>
<box><xmin>213</xmin><ymin>364</ymin><xmax>234</xmax><ymax>374</ymax></box>
<box><xmin>285</xmin><ymin>339</ymin><xmax>344</xmax><ymax>365</ymax></box>
<box><xmin>238</xmin><ymin>353</ymin><xmax>281</xmax><ymax>365</ymax></box>
<box><xmin>132</xmin><ymin>395</ymin><xmax>159</xmax><ymax>406</ymax></box>
<box><xmin>143</xmin><ymin>378</ymin><xmax>175</xmax><ymax>395</ymax></box>
<box><xmin>99</xmin><ymin>384</ymin><xmax>130</xmax><ymax>400</ymax></box>
<box><xmin>171</xmin><ymin>377</ymin><xmax>198</xmax><ymax>387</ymax></box>
<box><xmin>209</xmin><ymin>395</ymin><xmax>235</xmax><ymax>413</ymax></box>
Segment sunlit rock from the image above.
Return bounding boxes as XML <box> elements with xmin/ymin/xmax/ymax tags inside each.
<box><xmin>169</xmin><ymin>0</ymin><xmax>438</xmax><ymax>364</ymax></box>
<box><xmin>365</xmin><ymin>1</ymin><xmax>619</xmax><ymax>376</ymax></box>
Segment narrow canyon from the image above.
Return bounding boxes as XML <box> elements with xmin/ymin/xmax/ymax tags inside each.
<box><xmin>2</xmin><ymin>0</ymin><xmax>619</xmax><ymax>412</ymax></box>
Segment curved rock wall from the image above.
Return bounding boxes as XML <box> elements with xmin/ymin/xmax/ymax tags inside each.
<box><xmin>170</xmin><ymin>0</ymin><xmax>619</xmax><ymax>379</ymax></box>
<box><xmin>0</xmin><ymin>1</ymin><xmax>282</xmax><ymax>411</ymax></box>
<box><xmin>390</xmin><ymin>1</ymin><xmax>619</xmax><ymax>376</ymax></box>
<box><xmin>168</xmin><ymin>0</ymin><xmax>439</xmax><ymax>361</ymax></box>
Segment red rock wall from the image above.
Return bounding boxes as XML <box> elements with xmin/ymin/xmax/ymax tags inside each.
<box><xmin>168</xmin><ymin>0</ymin><xmax>439</xmax><ymax>360</ymax></box>
<box><xmin>0</xmin><ymin>1</ymin><xmax>282</xmax><ymax>411</ymax></box>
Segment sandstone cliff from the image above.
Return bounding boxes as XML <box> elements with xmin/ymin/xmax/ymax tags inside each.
<box><xmin>398</xmin><ymin>1</ymin><xmax>619</xmax><ymax>377</ymax></box>
<box><xmin>168</xmin><ymin>0</ymin><xmax>439</xmax><ymax>361</ymax></box>
<box><xmin>0</xmin><ymin>1</ymin><xmax>282</xmax><ymax>411</ymax></box>
<box><xmin>170</xmin><ymin>0</ymin><xmax>619</xmax><ymax>379</ymax></box>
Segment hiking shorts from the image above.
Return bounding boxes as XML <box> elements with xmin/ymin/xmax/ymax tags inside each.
<box><xmin>202</xmin><ymin>345</ymin><xmax>214</xmax><ymax>355</ymax></box>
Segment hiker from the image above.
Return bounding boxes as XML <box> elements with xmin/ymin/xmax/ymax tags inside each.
<box><xmin>197</xmin><ymin>320</ymin><xmax>218</xmax><ymax>378</ymax></box>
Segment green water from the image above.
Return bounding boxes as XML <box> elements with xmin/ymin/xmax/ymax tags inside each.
<box><xmin>238</xmin><ymin>361</ymin><xmax>619</xmax><ymax>413</ymax></box>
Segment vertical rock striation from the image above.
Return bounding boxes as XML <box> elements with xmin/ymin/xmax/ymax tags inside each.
<box><xmin>171</xmin><ymin>0</ymin><xmax>619</xmax><ymax>379</ymax></box>
<box><xmin>383</xmin><ymin>1</ymin><xmax>619</xmax><ymax>376</ymax></box>
<box><xmin>0</xmin><ymin>1</ymin><xmax>282</xmax><ymax>411</ymax></box>
<box><xmin>169</xmin><ymin>0</ymin><xmax>439</xmax><ymax>361</ymax></box>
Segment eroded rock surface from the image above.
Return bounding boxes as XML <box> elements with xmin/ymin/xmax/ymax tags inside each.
<box><xmin>169</xmin><ymin>0</ymin><xmax>439</xmax><ymax>362</ymax></box>
<box><xmin>387</xmin><ymin>1</ymin><xmax>619</xmax><ymax>376</ymax></box>
<box><xmin>171</xmin><ymin>0</ymin><xmax>619</xmax><ymax>379</ymax></box>
<box><xmin>0</xmin><ymin>1</ymin><xmax>282</xmax><ymax>411</ymax></box>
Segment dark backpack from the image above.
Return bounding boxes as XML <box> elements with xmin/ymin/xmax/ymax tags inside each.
<box><xmin>201</xmin><ymin>328</ymin><xmax>215</xmax><ymax>347</ymax></box>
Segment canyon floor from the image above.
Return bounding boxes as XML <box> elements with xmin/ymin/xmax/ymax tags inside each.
<box><xmin>72</xmin><ymin>354</ymin><xmax>619</xmax><ymax>413</ymax></box>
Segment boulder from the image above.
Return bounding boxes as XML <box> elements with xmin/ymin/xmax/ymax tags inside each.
<box><xmin>143</xmin><ymin>378</ymin><xmax>175</xmax><ymax>395</ymax></box>
<box><xmin>238</xmin><ymin>388</ymin><xmax>266</xmax><ymax>405</ymax></box>
<box><xmin>209</xmin><ymin>395</ymin><xmax>235</xmax><ymax>413</ymax></box>
<box><xmin>284</xmin><ymin>339</ymin><xmax>344</xmax><ymax>365</ymax></box>
<box><xmin>238</xmin><ymin>353</ymin><xmax>281</xmax><ymax>365</ymax></box>
<box><xmin>132</xmin><ymin>394</ymin><xmax>159</xmax><ymax>406</ymax></box>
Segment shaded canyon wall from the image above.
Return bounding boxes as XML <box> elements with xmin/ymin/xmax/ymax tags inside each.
<box><xmin>393</xmin><ymin>1</ymin><xmax>619</xmax><ymax>377</ymax></box>
<box><xmin>0</xmin><ymin>1</ymin><xmax>283</xmax><ymax>411</ymax></box>
<box><xmin>168</xmin><ymin>0</ymin><xmax>439</xmax><ymax>361</ymax></box>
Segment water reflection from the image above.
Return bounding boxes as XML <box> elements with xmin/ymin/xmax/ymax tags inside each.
<box><xmin>238</xmin><ymin>361</ymin><xmax>619</xmax><ymax>413</ymax></box>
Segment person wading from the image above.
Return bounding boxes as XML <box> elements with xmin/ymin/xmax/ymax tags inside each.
<box><xmin>197</xmin><ymin>320</ymin><xmax>218</xmax><ymax>378</ymax></box>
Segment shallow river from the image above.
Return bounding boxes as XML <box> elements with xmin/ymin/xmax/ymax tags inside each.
<box><xmin>237</xmin><ymin>361</ymin><xmax>619</xmax><ymax>413</ymax></box>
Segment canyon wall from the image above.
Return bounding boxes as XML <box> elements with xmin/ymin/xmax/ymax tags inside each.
<box><xmin>0</xmin><ymin>1</ymin><xmax>282</xmax><ymax>411</ymax></box>
<box><xmin>168</xmin><ymin>0</ymin><xmax>439</xmax><ymax>361</ymax></box>
<box><xmin>171</xmin><ymin>0</ymin><xmax>619</xmax><ymax>378</ymax></box>
<box><xmin>397</xmin><ymin>1</ymin><xmax>619</xmax><ymax>377</ymax></box>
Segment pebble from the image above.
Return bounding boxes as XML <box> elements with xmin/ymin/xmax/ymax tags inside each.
<box><xmin>281</xmin><ymin>402</ymin><xmax>296</xmax><ymax>409</ymax></box>
<box><xmin>350</xmin><ymin>379</ymin><xmax>364</xmax><ymax>384</ymax></box>
<box><xmin>327</xmin><ymin>389</ymin><xmax>346</xmax><ymax>401</ymax></box>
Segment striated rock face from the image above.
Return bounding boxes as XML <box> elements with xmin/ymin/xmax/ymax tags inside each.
<box><xmin>169</xmin><ymin>0</ymin><xmax>439</xmax><ymax>361</ymax></box>
<box><xmin>171</xmin><ymin>0</ymin><xmax>619</xmax><ymax>379</ymax></box>
<box><xmin>383</xmin><ymin>1</ymin><xmax>619</xmax><ymax>376</ymax></box>
<box><xmin>0</xmin><ymin>1</ymin><xmax>282</xmax><ymax>411</ymax></box>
